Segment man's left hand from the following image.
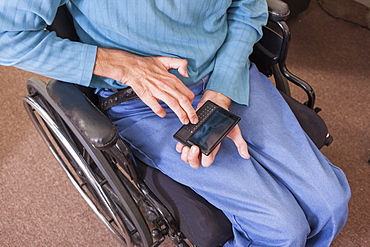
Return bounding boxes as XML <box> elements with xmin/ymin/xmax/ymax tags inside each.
<box><xmin>176</xmin><ymin>90</ymin><xmax>250</xmax><ymax>169</ymax></box>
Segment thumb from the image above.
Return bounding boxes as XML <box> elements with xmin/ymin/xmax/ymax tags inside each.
<box><xmin>227</xmin><ymin>125</ymin><xmax>250</xmax><ymax>159</ymax></box>
<box><xmin>158</xmin><ymin>56</ymin><xmax>189</xmax><ymax>78</ymax></box>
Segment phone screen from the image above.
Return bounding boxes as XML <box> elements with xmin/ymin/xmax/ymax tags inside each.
<box><xmin>173</xmin><ymin>100</ymin><xmax>240</xmax><ymax>155</ymax></box>
<box><xmin>188</xmin><ymin>110</ymin><xmax>236</xmax><ymax>154</ymax></box>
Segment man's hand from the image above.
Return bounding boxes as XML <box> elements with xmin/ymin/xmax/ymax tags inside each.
<box><xmin>176</xmin><ymin>90</ymin><xmax>250</xmax><ymax>169</ymax></box>
<box><xmin>93</xmin><ymin>47</ymin><xmax>198</xmax><ymax>125</ymax></box>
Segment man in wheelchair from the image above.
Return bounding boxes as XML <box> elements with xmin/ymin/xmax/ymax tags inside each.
<box><xmin>0</xmin><ymin>0</ymin><xmax>351</xmax><ymax>246</ymax></box>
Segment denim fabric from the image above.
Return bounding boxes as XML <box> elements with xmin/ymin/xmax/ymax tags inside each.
<box><xmin>99</xmin><ymin>64</ymin><xmax>351</xmax><ymax>247</ymax></box>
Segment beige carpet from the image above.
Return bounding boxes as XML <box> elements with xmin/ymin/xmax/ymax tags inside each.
<box><xmin>1</xmin><ymin>1</ymin><xmax>369</xmax><ymax>246</ymax></box>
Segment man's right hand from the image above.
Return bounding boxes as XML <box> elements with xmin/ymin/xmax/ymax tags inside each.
<box><xmin>93</xmin><ymin>47</ymin><xmax>198</xmax><ymax>125</ymax></box>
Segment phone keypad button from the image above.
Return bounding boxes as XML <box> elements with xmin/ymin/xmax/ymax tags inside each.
<box><xmin>184</xmin><ymin>102</ymin><xmax>217</xmax><ymax>133</ymax></box>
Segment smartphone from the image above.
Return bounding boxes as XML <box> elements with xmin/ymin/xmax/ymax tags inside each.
<box><xmin>173</xmin><ymin>100</ymin><xmax>240</xmax><ymax>156</ymax></box>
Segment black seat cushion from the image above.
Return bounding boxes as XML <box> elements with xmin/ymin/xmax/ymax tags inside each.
<box><xmin>138</xmin><ymin>160</ymin><xmax>233</xmax><ymax>247</ymax></box>
<box><xmin>280</xmin><ymin>92</ymin><xmax>329</xmax><ymax>149</ymax></box>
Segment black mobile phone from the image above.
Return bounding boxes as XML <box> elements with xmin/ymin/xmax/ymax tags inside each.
<box><xmin>173</xmin><ymin>100</ymin><xmax>241</xmax><ymax>156</ymax></box>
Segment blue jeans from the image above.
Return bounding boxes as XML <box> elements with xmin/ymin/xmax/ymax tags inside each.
<box><xmin>99</xmin><ymin>64</ymin><xmax>351</xmax><ymax>246</ymax></box>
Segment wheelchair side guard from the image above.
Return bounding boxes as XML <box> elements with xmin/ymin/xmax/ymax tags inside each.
<box><xmin>45</xmin><ymin>79</ymin><xmax>118</xmax><ymax>149</ymax></box>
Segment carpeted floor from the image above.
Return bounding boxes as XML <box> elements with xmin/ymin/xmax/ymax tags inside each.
<box><xmin>0</xmin><ymin>1</ymin><xmax>369</xmax><ymax>246</ymax></box>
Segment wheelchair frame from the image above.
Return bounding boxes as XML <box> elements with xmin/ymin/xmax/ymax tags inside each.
<box><xmin>22</xmin><ymin>1</ymin><xmax>332</xmax><ymax>246</ymax></box>
<box><xmin>24</xmin><ymin>78</ymin><xmax>190</xmax><ymax>246</ymax></box>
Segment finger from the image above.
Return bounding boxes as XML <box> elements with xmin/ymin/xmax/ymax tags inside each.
<box><xmin>180</xmin><ymin>146</ymin><xmax>190</xmax><ymax>164</ymax></box>
<box><xmin>163</xmin><ymin>95</ymin><xmax>192</xmax><ymax>124</ymax></box>
<box><xmin>136</xmin><ymin>87</ymin><xmax>167</xmax><ymax>118</ymax></box>
<box><xmin>227</xmin><ymin>125</ymin><xmax>250</xmax><ymax>159</ymax></box>
<box><xmin>196</xmin><ymin>99</ymin><xmax>208</xmax><ymax>111</ymax></box>
<box><xmin>153</xmin><ymin>57</ymin><xmax>197</xmax><ymax>123</ymax></box>
<box><xmin>176</xmin><ymin>142</ymin><xmax>185</xmax><ymax>153</ymax></box>
<box><xmin>173</xmin><ymin>92</ymin><xmax>198</xmax><ymax>124</ymax></box>
<box><xmin>188</xmin><ymin>146</ymin><xmax>201</xmax><ymax>169</ymax></box>
<box><xmin>138</xmin><ymin>83</ymin><xmax>194</xmax><ymax>124</ymax></box>
<box><xmin>132</xmin><ymin>76</ymin><xmax>190</xmax><ymax>122</ymax></box>
<box><xmin>160</xmin><ymin>76</ymin><xmax>198</xmax><ymax>124</ymax></box>
<box><xmin>201</xmin><ymin>143</ymin><xmax>220</xmax><ymax>167</ymax></box>
<box><xmin>151</xmin><ymin>84</ymin><xmax>197</xmax><ymax>124</ymax></box>
<box><xmin>157</xmin><ymin>57</ymin><xmax>189</xmax><ymax>78</ymax></box>
<box><xmin>128</xmin><ymin>56</ymin><xmax>196</xmax><ymax>124</ymax></box>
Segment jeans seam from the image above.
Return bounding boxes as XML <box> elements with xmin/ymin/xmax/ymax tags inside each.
<box><xmin>232</xmin><ymin>215</ymin><xmax>252</xmax><ymax>247</ymax></box>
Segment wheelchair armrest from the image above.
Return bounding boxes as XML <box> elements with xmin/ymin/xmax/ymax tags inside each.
<box><xmin>267</xmin><ymin>0</ymin><xmax>290</xmax><ymax>22</ymax></box>
<box><xmin>46</xmin><ymin>80</ymin><xmax>118</xmax><ymax>149</ymax></box>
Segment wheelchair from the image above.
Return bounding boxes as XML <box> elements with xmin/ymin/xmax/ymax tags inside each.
<box><xmin>22</xmin><ymin>1</ymin><xmax>333</xmax><ymax>246</ymax></box>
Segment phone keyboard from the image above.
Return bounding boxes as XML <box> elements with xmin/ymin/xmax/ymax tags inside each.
<box><xmin>184</xmin><ymin>101</ymin><xmax>218</xmax><ymax>133</ymax></box>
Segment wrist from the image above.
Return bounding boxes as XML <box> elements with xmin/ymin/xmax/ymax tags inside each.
<box><xmin>93</xmin><ymin>47</ymin><xmax>108</xmax><ymax>77</ymax></box>
<box><xmin>201</xmin><ymin>90</ymin><xmax>232</xmax><ymax>110</ymax></box>
<box><xmin>93</xmin><ymin>47</ymin><xmax>134</xmax><ymax>83</ymax></box>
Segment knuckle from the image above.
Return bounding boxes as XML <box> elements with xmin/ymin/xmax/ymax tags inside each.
<box><xmin>188</xmin><ymin>91</ymin><xmax>195</xmax><ymax>100</ymax></box>
<box><xmin>178</xmin><ymin>94</ymin><xmax>191</xmax><ymax>104</ymax></box>
<box><xmin>139</xmin><ymin>88</ymin><xmax>153</xmax><ymax>99</ymax></box>
<box><xmin>166</xmin><ymin>97</ymin><xmax>178</xmax><ymax>107</ymax></box>
<box><xmin>155</xmin><ymin>79</ymin><xmax>168</xmax><ymax>88</ymax></box>
<box><xmin>189</xmin><ymin>158</ymin><xmax>199</xmax><ymax>166</ymax></box>
<box><xmin>177</xmin><ymin>57</ymin><xmax>188</xmax><ymax>64</ymax></box>
<box><xmin>180</xmin><ymin>155</ymin><xmax>187</xmax><ymax>163</ymax></box>
<box><xmin>189</xmin><ymin>159</ymin><xmax>200</xmax><ymax>168</ymax></box>
<box><xmin>178</xmin><ymin>112</ymin><xmax>188</xmax><ymax>121</ymax></box>
<box><xmin>189</xmin><ymin>111</ymin><xmax>198</xmax><ymax>119</ymax></box>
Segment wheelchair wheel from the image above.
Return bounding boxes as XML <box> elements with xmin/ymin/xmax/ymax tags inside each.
<box><xmin>23</xmin><ymin>78</ymin><xmax>153</xmax><ymax>247</ymax></box>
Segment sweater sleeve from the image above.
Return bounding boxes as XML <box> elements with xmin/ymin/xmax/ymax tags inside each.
<box><xmin>0</xmin><ymin>0</ymin><xmax>97</xmax><ymax>86</ymax></box>
<box><xmin>205</xmin><ymin>0</ymin><xmax>268</xmax><ymax>106</ymax></box>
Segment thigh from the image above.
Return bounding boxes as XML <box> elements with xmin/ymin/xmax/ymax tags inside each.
<box><xmin>104</xmin><ymin>64</ymin><xmax>349</xmax><ymax>244</ymax></box>
<box><xmin>110</xmin><ymin>98</ymin><xmax>311</xmax><ymax>240</ymax></box>
<box><xmin>233</xmin><ymin>65</ymin><xmax>350</xmax><ymax>217</ymax></box>
<box><xmin>231</xmin><ymin>64</ymin><xmax>350</xmax><ymax>243</ymax></box>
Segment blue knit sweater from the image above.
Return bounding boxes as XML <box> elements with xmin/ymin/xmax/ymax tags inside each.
<box><xmin>0</xmin><ymin>0</ymin><xmax>268</xmax><ymax>105</ymax></box>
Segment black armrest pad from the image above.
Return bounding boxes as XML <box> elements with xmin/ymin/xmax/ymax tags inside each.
<box><xmin>267</xmin><ymin>0</ymin><xmax>290</xmax><ymax>22</ymax></box>
<box><xmin>46</xmin><ymin>80</ymin><xmax>118</xmax><ymax>149</ymax></box>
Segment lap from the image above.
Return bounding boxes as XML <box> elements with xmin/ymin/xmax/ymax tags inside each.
<box><xmin>100</xmin><ymin>64</ymin><xmax>350</xmax><ymax>244</ymax></box>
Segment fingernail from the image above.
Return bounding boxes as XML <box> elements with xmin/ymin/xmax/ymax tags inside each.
<box><xmin>182</xmin><ymin>118</ymin><xmax>189</xmax><ymax>125</ymax></box>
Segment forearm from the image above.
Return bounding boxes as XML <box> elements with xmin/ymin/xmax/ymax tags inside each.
<box><xmin>0</xmin><ymin>0</ymin><xmax>97</xmax><ymax>86</ymax></box>
<box><xmin>0</xmin><ymin>30</ymin><xmax>97</xmax><ymax>86</ymax></box>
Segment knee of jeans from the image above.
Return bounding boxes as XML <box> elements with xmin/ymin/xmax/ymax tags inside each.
<box><xmin>322</xmin><ymin>185</ymin><xmax>351</xmax><ymax>226</ymax></box>
<box><xmin>234</xmin><ymin>210</ymin><xmax>310</xmax><ymax>247</ymax></box>
<box><xmin>269</xmin><ymin>212</ymin><xmax>310</xmax><ymax>246</ymax></box>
